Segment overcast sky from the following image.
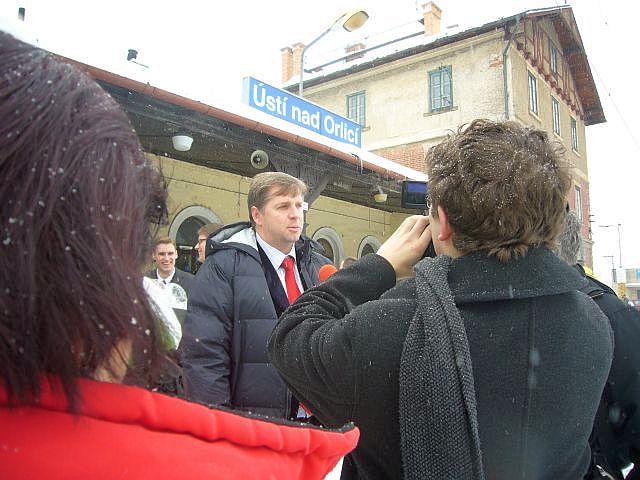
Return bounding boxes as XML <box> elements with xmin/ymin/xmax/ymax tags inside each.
<box><xmin>2</xmin><ymin>0</ymin><xmax>637</xmax><ymax>286</ymax></box>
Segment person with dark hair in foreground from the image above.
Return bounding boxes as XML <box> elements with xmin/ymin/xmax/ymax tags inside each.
<box><xmin>559</xmin><ymin>212</ymin><xmax>640</xmax><ymax>480</ymax></box>
<box><xmin>269</xmin><ymin>120</ymin><xmax>613</xmax><ymax>479</ymax></box>
<box><xmin>0</xmin><ymin>31</ymin><xmax>357</xmax><ymax>479</ymax></box>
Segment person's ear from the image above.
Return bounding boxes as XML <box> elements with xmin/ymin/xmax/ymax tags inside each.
<box><xmin>436</xmin><ymin>205</ymin><xmax>454</xmax><ymax>241</ymax></box>
<box><xmin>250</xmin><ymin>205</ymin><xmax>262</xmax><ymax>227</ymax></box>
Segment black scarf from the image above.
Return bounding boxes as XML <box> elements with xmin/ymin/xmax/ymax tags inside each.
<box><xmin>399</xmin><ymin>255</ymin><xmax>484</xmax><ymax>480</ymax></box>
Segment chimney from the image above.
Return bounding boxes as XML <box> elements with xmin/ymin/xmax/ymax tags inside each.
<box><xmin>291</xmin><ymin>42</ymin><xmax>304</xmax><ymax>80</ymax></box>
<box><xmin>422</xmin><ymin>2</ymin><xmax>442</xmax><ymax>36</ymax></box>
<box><xmin>281</xmin><ymin>46</ymin><xmax>293</xmax><ymax>83</ymax></box>
<box><xmin>345</xmin><ymin>42</ymin><xmax>366</xmax><ymax>62</ymax></box>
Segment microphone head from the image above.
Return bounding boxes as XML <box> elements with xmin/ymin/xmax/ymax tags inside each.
<box><xmin>318</xmin><ymin>264</ymin><xmax>338</xmax><ymax>282</ymax></box>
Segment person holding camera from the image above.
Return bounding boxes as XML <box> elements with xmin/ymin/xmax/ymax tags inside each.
<box><xmin>268</xmin><ymin>120</ymin><xmax>613</xmax><ymax>479</ymax></box>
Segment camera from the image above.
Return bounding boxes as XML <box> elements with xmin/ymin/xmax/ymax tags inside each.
<box><xmin>401</xmin><ymin>180</ymin><xmax>429</xmax><ymax>210</ymax></box>
<box><xmin>400</xmin><ymin>180</ymin><xmax>436</xmax><ymax>258</ymax></box>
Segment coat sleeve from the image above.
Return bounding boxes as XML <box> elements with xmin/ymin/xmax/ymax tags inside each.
<box><xmin>607</xmin><ymin>304</ymin><xmax>640</xmax><ymax>472</ymax></box>
<box><xmin>178</xmin><ymin>270</ymin><xmax>195</xmax><ymax>297</ymax></box>
<box><xmin>268</xmin><ymin>254</ymin><xmax>397</xmax><ymax>426</ymax></box>
<box><xmin>180</xmin><ymin>255</ymin><xmax>234</xmax><ymax>407</ymax></box>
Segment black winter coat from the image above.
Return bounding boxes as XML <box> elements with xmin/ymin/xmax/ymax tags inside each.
<box><xmin>269</xmin><ymin>248</ymin><xmax>614</xmax><ymax>479</ymax></box>
<box><xmin>579</xmin><ymin>265</ymin><xmax>640</xmax><ymax>480</ymax></box>
<box><xmin>180</xmin><ymin>222</ymin><xmax>328</xmax><ymax>418</ymax></box>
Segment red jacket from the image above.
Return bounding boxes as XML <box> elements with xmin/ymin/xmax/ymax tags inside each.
<box><xmin>0</xmin><ymin>378</ymin><xmax>358</xmax><ymax>479</ymax></box>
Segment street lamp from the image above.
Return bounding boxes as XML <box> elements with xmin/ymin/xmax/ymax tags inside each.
<box><xmin>599</xmin><ymin>223</ymin><xmax>622</xmax><ymax>268</ymax></box>
<box><xmin>603</xmin><ymin>255</ymin><xmax>616</xmax><ymax>284</ymax></box>
<box><xmin>298</xmin><ymin>9</ymin><xmax>369</xmax><ymax>97</ymax></box>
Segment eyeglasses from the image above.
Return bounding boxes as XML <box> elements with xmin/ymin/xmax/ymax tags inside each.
<box><xmin>425</xmin><ymin>193</ymin><xmax>433</xmax><ymax>211</ymax></box>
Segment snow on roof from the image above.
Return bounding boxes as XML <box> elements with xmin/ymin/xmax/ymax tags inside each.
<box><xmin>288</xmin><ymin>4</ymin><xmax>564</xmax><ymax>87</ymax></box>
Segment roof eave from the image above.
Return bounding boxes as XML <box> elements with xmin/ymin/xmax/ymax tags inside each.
<box><xmin>293</xmin><ymin>6</ymin><xmax>605</xmax><ymax>126</ymax></box>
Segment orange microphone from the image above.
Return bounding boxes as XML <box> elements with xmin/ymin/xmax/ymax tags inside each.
<box><xmin>318</xmin><ymin>264</ymin><xmax>338</xmax><ymax>282</ymax></box>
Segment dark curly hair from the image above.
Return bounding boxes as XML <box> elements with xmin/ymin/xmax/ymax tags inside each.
<box><xmin>426</xmin><ymin>119</ymin><xmax>570</xmax><ymax>262</ymax></box>
<box><xmin>0</xmin><ymin>31</ymin><xmax>168</xmax><ymax>408</ymax></box>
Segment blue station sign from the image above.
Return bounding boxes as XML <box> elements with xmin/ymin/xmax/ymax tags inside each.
<box><xmin>242</xmin><ymin>77</ymin><xmax>361</xmax><ymax>148</ymax></box>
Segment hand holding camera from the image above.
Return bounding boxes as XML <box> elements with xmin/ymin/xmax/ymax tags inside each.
<box><xmin>377</xmin><ymin>215</ymin><xmax>432</xmax><ymax>280</ymax></box>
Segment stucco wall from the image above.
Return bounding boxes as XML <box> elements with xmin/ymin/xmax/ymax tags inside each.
<box><xmin>509</xmin><ymin>46</ymin><xmax>588</xmax><ymax>177</ymax></box>
<box><xmin>300</xmin><ymin>22</ymin><xmax>595</xmax><ymax>267</ymax></box>
<box><xmin>304</xmin><ymin>31</ymin><xmax>506</xmax><ymax>151</ymax></box>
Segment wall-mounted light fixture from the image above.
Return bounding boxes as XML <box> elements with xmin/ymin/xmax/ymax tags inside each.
<box><xmin>172</xmin><ymin>135</ymin><xmax>193</xmax><ymax>152</ymax></box>
<box><xmin>373</xmin><ymin>186</ymin><xmax>387</xmax><ymax>203</ymax></box>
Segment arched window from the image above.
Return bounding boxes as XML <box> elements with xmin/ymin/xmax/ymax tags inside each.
<box><xmin>312</xmin><ymin>227</ymin><xmax>344</xmax><ymax>266</ymax></box>
<box><xmin>169</xmin><ymin>206</ymin><xmax>222</xmax><ymax>273</ymax></box>
<box><xmin>358</xmin><ymin>235</ymin><xmax>381</xmax><ymax>258</ymax></box>
<box><xmin>317</xmin><ymin>238</ymin><xmax>334</xmax><ymax>263</ymax></box>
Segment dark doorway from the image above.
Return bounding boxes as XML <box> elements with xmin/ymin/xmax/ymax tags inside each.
<box><xmin>176</xmin><ymin>216</ymin><xmax>205</xmax><ymax>274</ymax></box>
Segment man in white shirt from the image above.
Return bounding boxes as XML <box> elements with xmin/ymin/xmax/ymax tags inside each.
<box><xmin>180</xmin><ymin>172</ymin><xmax>329</xmax><ymax>418</ymax></box>
<box><xmin>145</xmin><ymin>237</ymin><xmax>195</xmax><ymax>296</ymax></box>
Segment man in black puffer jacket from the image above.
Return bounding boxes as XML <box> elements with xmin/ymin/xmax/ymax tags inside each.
<box><xmin>179</xmin><ymin>172</ymin><xmax>329</xmax><ymax>418</ymax></box>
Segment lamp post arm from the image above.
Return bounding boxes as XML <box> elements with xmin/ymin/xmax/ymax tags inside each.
<box><xmin>599</xmin><ymin>224</ymin><xmax>624</xmax><ymax>270</ymax></box>
<box><xmin>617</xmin><ymin>224</ymin><xmax>622</xmax><ymax>268</ymax></box>
<box><xmin>298</xmin><ymin>26</ymin><xmax>333</xmax><ymax>97</ymax></box>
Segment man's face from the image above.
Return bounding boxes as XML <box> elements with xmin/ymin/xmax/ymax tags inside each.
<box><xmin>252</xmin><ymin>189</ymin><xmax>304</xmax><ymax>254</ymax></box>
<box><xmin>152</xmin><ymin>242</ymin><xmax>177</xmax><ymax>276</ymax></box>
<box><xmin>194</xmin><ymin>234</ymin><xmax>207</xmax><ymax>263</ymax></box>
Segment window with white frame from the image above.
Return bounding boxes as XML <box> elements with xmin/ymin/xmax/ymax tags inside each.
<box><xmin>358</xmin><ymin>235</ymin><xmax>381</xmax><ymax>258</ymax></box>
<box><xmin>429</xmin><ymin>66</ymin><xmax>452</xmax><ymax>112</ymax></box>
<box><xmin>312</xmin><ymin>227</ymin><xmax>345</xmax><ymax>266</ymax></box>
<box><xmin>346</xmin><ymin>91</ymin><xmax>366</xmax><ymax>127</ymax></box>
<box><xmin>169</xmin><ymin>205</ymin><xmax>222</xmax><ymax>274</ymax></box>
<box><xmin>574</xmin><ymin>185</ymin><xmax>582</xmax><ymax>221</ymax></box>
<box><xmin>552</xmin><ymin>96</ymin><xmax>561</xmax><ymax>135</ymax></box>
<box><xmin>528</xmin><ymin>71</ymin><xmax>538</xmax><ymax>115</ymax></box>
<box><xmin>571</xmin><ymin>117</ymin><xmax>578</xmax><ymax>151</ymax></box>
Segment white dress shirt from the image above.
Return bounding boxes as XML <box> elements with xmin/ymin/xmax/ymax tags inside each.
<box><xmin>156</xmin><ymin>268</ymin><xmax>175</xmax><ymax>284</ymax></box>
<box><xmin>255</xmin><ymin>233</ymin><xmax>304</xmax><ymax>293</ymax></box>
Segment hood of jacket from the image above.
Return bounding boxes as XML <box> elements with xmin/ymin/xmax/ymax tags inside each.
<box><xmin>205</xmin><ymin>221</ymin><xmax>325</xmax><ymax>261</ymax></box>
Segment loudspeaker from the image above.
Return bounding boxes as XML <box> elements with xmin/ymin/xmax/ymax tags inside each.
<box><xmin>250</xmin><ymin>150</ymin><xmax>269</xmax><ymax>169</ymax></box>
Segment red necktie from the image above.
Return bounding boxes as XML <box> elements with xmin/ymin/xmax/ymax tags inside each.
<box><xmin>281</xmin><ymin>256</ymin><xmax>302</xmax><ymax>304</ymax></box>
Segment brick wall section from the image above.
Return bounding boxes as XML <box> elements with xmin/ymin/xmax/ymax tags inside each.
<box><xmin>345</xmin><ymin>43</ymin><xmax>366</xmax><ymax>62</ymax></box>
<box><xmin>281</xmin><ymin>46</ymin><xmax>293</xmax><ymax>83</ymax></box>
<box><xmin>291</xmin><ymin>43</ymin><xmax>304</xmax><ymax>80</ymax></box>
<box><xmin>373</xmin><ymin>142</ymin><xmax>426</xmax><ymax>173</ymax></box>
<box><xmin>423</xmin><ymin>2</ymin><xmax>442</xmax><ymax>35</ymax></box>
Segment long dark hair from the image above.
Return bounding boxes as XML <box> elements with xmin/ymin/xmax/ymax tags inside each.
<box><xmin>0</xmin><ymin>31</ymin><xmax>168</xmax><ymax>408</ymax></box>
